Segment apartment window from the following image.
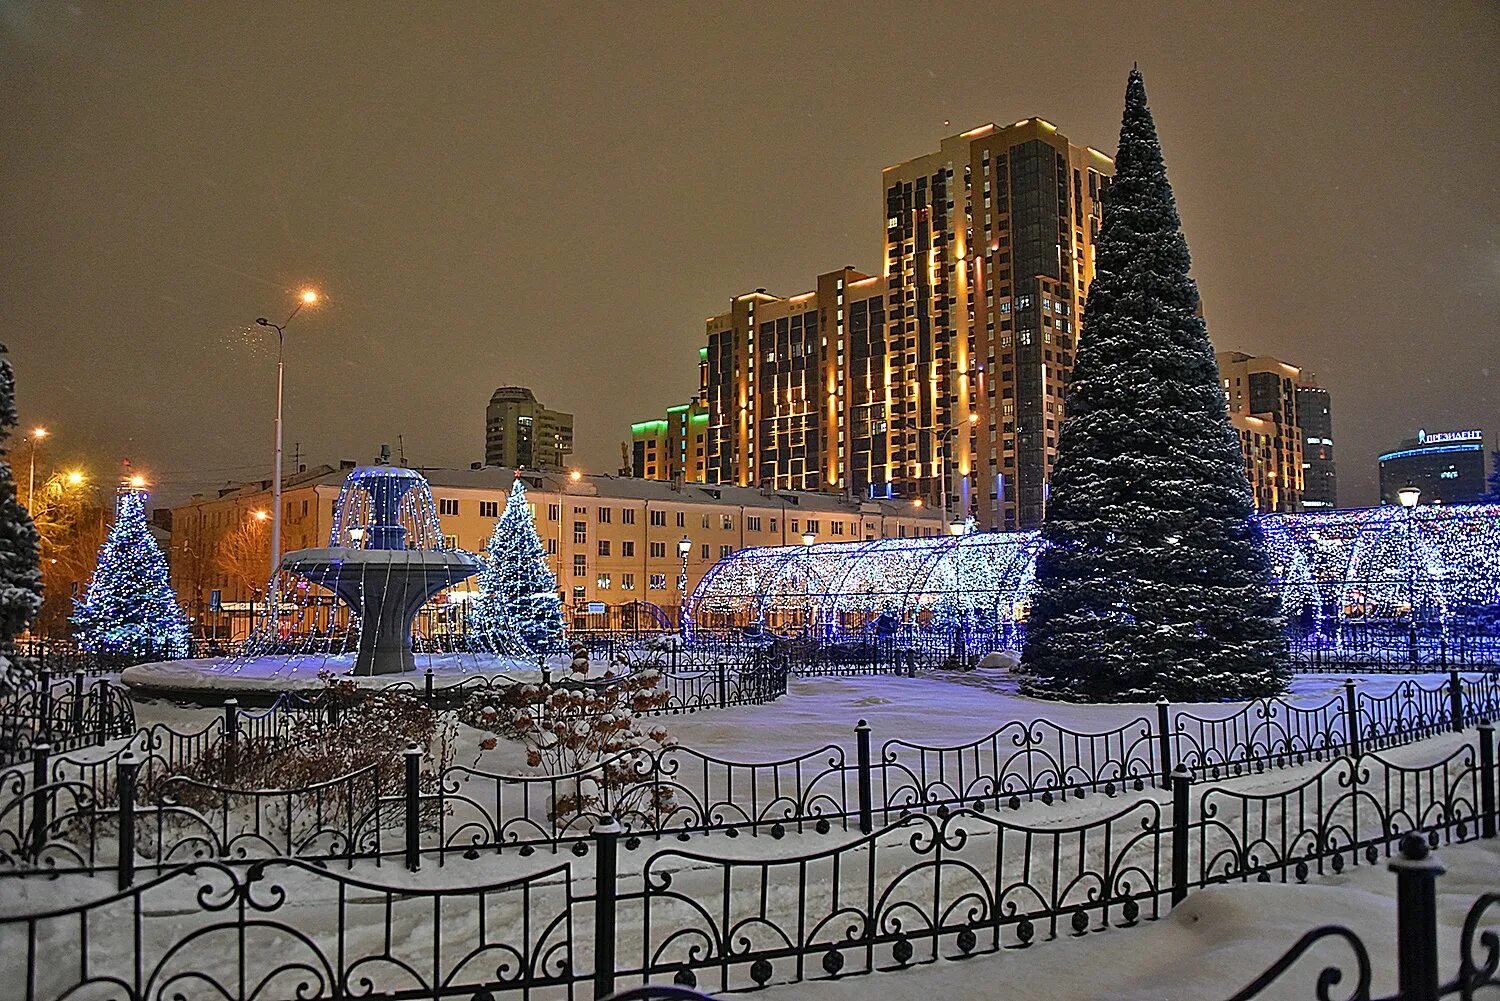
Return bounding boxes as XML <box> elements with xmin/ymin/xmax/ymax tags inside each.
<box><xmin>832</xmin><ymin>522</ymin><xmax>844</xmax><ymax>536</ymax></box>
<box><xmin>720</xmin><ymin>514</ymin><xmax>733</xmax><ymax>530</ymax></box>
<box><xmin>479</xmin><ymin>500</ymin><xmax>498</xmax><ymax>518</ymax></box>
<box><xmin>676</xmin><ymin>512</ymin><xmax>685</xmax><ymax>528</ymax></box>
<box><xmin>806</xmin><ymin>519</ymin><xmax>820</xmax><ymax>534</ymax></box>
<box><xmin>649</xmin><ymin>574</ymin><xmax>667</xmax><ymax>590</ymax></box>
<box><xmin>573</xmin><ymin>521</ymin><xmax>587</xmax><ymax>544</ymax></box>
<box><xmin>597</xmin><ymin>540</ymin><xmax>611</xmax><ymax>557</ymax></box>
<box><xmin>649</xmin><ymin>541</ymin><xmax>667</xmax><ymax>558</ymax></box>
<box><xmin>622</xmin><ymin>509</ymin><xmax>636</xmax><ymax>525</ymax></box>
<box><xmin>621</xmin><ymin>540</ymin><xmax>634</xmax><ymax>558</ymax></box>
<box><xmin>701</xmin><ymin>514</ymin><xmax>710</xmax><ymax>529</ymax></box>
<box><xmin>572</xmin><ymin>555</ymin><xmax>586</xmax><ymax>578</ymax></box>
<box><xmin>700</xmin><ymin>544</ymin><xmax>709</xmax><ymax>560</ymax></box>
<box><xmin>548</xmin><ymin>503</ymin><xmax>560</xmax><ymax>521</ymax></box>
<box><xmin>596</xmin><ymin>574</ymin><xmax>611</xmax><ymax>590</ymax></box>
<box><xmin>650</xmin><ymin>510</ymin><xmax>667</xmax><ymax>527</ymax></box>
<box><xmin>546</xmin><ymin>539</ymin><xmax>557</xmax><ymax>555</ymax></box>
<box><xmin>621</xmin><ymin>573</ymin><xmax>635</xmax><ymax>591</ymax></box>
<box><xmin>769</xmin><ymin>517</ymin><xmax>778</xmax><ymax>533</ymax></box>
<box><xmin>747</xmin><ymin>515</ymin><xmax>762</xmax><ymax>532</ymax></box>
<box><xmin>438</xmin><ymin>498</ymin><xmax>459</xmax><ymax>516</ymax></box>
<box><xmin>719</xmin><ymin>545</ymin><xmax>733</xmax><ymax>558</ymax></box>
<box><xmin>444</xmin><ymin>534</ymin><xmax>458</xmax><ymax>550</ymax></box>
<box><xmin>597</xmin><ymin>507</ymin><xmax>612</xmax><ymax>524</ymax></box>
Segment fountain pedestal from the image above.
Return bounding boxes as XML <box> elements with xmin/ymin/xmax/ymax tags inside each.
<box><xmin>282</xmin><ymin>548</ymin><xmax>479</xmax><ymax>675</ymax></box>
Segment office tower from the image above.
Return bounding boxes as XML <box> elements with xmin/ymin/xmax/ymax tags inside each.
<box><xmin>1296</xmin><ymin>380</ymin><xmax>1337</xmax><ymax>508</ymax></box>
<box><xmin>1216</xmin><ymin>352</ymin><xmax>1305</xmax><ymax>513</ymax></box>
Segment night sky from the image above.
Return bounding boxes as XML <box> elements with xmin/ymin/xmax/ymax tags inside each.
<box><xmin>5</xmin><ymin>2</ymin><xmax>1496</xmax><ymax>507</ymax></box>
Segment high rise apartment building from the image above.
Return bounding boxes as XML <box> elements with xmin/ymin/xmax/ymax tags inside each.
<box><xmin>674</xmin><ymin>118</ymin><xmax>1113</xmax><ymax>528</ymax></box>
<box><xmin>484</xmin><ymin>387</ymin><xmax>573</xmax><ymax>471</ymax></box>
<box><xmin>883</xmin><ymin>119</ymin><xmax>1114</xmax><ymax>529</ymax></box>
<box><xmin>1216</xmin><ymin>352</ymin><xmax>1305</xmax><ymax>513</ymax></box>
<box><xmin>1296</xmin><ymin>380</ymin><xmax>1337</xmax><ymax>509</ymax></box>
<box><xmin>630</xmin><ymin>398</ymin><xmax>709</xmax><ymax>483</ymax></box>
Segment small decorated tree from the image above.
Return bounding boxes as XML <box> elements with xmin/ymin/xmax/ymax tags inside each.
<box><xmin>73</xmin><ymin>485</ymin><xmax>191</xmax><ymax>661</ymax></box>
<box><xmin>0</xmin><ymin>342</ymin><xmax>43</xmax><ymax>686</ymax></box>
<box><xmin>469</xmin><ymin>472</ymin><xmax>564</xmax><ymax>654</ymax></box>
<box><xmin>1485</xmin><ymin>451</ymin><xmax>1500</xmax><ymax>503</ymax></box>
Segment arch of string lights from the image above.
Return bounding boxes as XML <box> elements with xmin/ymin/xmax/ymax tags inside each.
<box><xmin>687</xmin><ymin>504</ymin><xmax>1500</xmax><ymax>657</ymax></box>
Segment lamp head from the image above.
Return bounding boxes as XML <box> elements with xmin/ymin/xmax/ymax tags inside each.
<box><xmin>677</xmin><ymin>535</ymin><xmax>692</xmax><ymax>559</ymax></box>
<box><xmin>1397</xmin><ymin>485</ymin><xmax>1421</xmax><ymax>509</ymax></box>
<box><xmin>801</xmin><ymin>530</ymin><xmax>816</xmax><ymax>546</ymax></box>
<box><xmin>255</xmin><ymin>317</ymin><xmax>270</xmax><ymax>327</ymax></box>
<box><xmin>32</xmin><ymin>427</ymin><xmax>47</xmax><ymax>440</ymax></box>
<box><xmin>65</xmin><ymin>471</ymin><xmax>84</xmax><ymax>486</ymax></box>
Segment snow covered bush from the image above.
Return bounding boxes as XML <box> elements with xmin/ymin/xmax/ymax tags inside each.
<box><xmin>138</xmin><ymin>677</ymin><xmax>455</xmax><ymax>855</ymax></box>
<box><xmin>461</xmin><ymin>646</ymin><xmax>676</xmax><ymax>826</ymax></box>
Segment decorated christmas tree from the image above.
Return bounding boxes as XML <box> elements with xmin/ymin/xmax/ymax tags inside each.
<box><xmin>72</xmin><ymin>484</ymin><xmax>191</xmax><ymax>661</ymax></box>
<box><xmin>1020</xmin><ymin>68</ymin><xmax>1288</xmax><ymax>703</ymax></box>
<box><xmin>468</xmin><ymin>472</ymin><xmax>564</xmax><ymax>654</ymax></box>
<box><xmin>0</xmin><ymin>343</ymin><xmax>43</xmax><ymax>684</ymax></box>
<box><xmin>1485</xmin><ymin>452</ymin><xmax>1500</xmax><ymax>502</ymax></box>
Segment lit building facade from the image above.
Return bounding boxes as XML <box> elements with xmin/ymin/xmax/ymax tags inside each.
<box><xmin>484</xmin><ymin>387</ymin><xmax>574</xmax><ymax>471</ymax></box>
<box><xmin>883</xmin><ymin>120</ymin><xmax>1114</xmax><ymax>530</ymax></box>
<box><xmin>1379</xmin><ymin>429</ymin><xmax>1492</xmax><ymax>506</ymax></box>
<box><xmin>1217</xmin><ymin>352</ymin><xmax>1305</xmax><ymax>513</ymax></box>
<box><xmin>1296</xmin><ymin>380</ymin><xmax>1337</xmax><ymax>509</ymax></box>
<box><xmin>169</xmin><ymin>466</ymin><xmax>940</xmax><ymax>635</ymax></box>
<box><xmin>630</xmin><ymin>398</ymin><xmax>708</xmax><ymax>483</ymax></box>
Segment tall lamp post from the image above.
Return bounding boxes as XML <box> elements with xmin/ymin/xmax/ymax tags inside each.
<box><xmin>677</xmin><ymin>535</ymin><xmax>692</xmax><ymax>638</ymax></box>
<box><xmin>1397</xmin><ymin>484</ymin><xmax>1421</xmax><ymax>666</ymax></box>
<box><xmin>801</xmin><ymin>529</ymin><xmax>816</xmax><ymax>637</ymax></box>
<box><xmin>255</xmin><ymin>289</ymin><xmax>319</xmax><ymax>576</ymax></box>
<box><xmin>24</xmin><ymin>427</ymin><xmax>47</xmax><ymax>511</ymax></box>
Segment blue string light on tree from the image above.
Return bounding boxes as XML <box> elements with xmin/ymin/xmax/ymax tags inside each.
<box><xmin>468</xmin><ymin>471</ymin><xmax>564</xmax><ymax>655</ymax></box>
<box><xmin>73</xmin><ymin>477</ymin><xmax>190</xmax><ymax>661</ymax></box>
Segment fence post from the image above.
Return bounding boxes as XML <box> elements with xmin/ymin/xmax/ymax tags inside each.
<box><xmin>1448</xmin><ymin>669</ymin><xmax>1464</xmax><ymax>733</ymax></box>
<box><xmin>1389</xmin><ymin>833</ymin><xmax>1445</xmax><ymax>1001</ymax></box>
<box><xmin>1480</xmin><ymin>721</ymin><xmax>1496</xmax><ymax>841</ymax></box>
<box><xmin>38</xmin><ymin>669</ymin><xmax>53</xmax><ymax>739</ymax></box>
<box><xmin>592</xmin><ymin>814</ymin><xmax>621</xmax><ymax>999</ymax></box>
<box><xmin>855</xmin><ymin>719</ymin><xmax>874</xmax><ymax>835</ymax></box>
<box><xmin>117</xmin><ymin>751</ymin><xmax>139</xmax><ymax>890</ymax></box>
<box><xmin>716</xmin><ymin>660</ymin><xmax>728</xmax><ymax>708</ymax></box>
<box><xmin>70</xmin><ymin>670</ymin><xmax>85</xmax><ymax>735</ymax></box>
<box><xmin>223</xmin><ymin>698</ymin><xmax>239</xmax><ymax>773</ymax></box>
<box><xmin>1156</xmin><ymin>700</ymin><xmax>1173</xmax><ymax>790</ymax></box>
<box><xmin>1344</xmin><ymin>679</ymin><xmax>1361</xmax><ymax>757</ymax></box>
<box><xmin>28</xmin><ymin>742</ymin><xmax>51</xmax><ymax>859</ymax></box>
<box><xmin>404</xmin><ymin>742</ymin><xmax>422</xmax><ymax>872</ymax></box>
<box><xmin>424</xmin><ymin>667</ymin><xmax>435</xmax><ymax>703</ymax></box>
<box><xmin>1170</xmin><ymin>764</ymin><xmax>1191</xmax><ymax>907</ymax></box>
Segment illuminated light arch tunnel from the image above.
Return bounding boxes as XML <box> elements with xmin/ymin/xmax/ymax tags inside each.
<box><xmin>686</xmin><ymin>504</ymin><xmax>1500</xmax><ymax>659</ymax></box>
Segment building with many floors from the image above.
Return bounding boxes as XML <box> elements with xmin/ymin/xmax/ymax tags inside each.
<box><xmin>1296</xmin><ymin>380</ymin><xmax>1337</xmax><ymax>509</ymax></box>
<box><xmin>166</xmin><ymin>465</ymin><xmax>941</xmax><ymax>636</ymax></box>
<box><xmin>484</xmin><ymin>387</ymin><xmax>573</xmax><ymax>471</ymax></box>
<box><xmin>633</xmin><ymin>117</ymin><xmax>1113</xmax><ymax>531</ymax></box>
<box><xmin>1216</xmin><ymin>352</ymin><xmax>1305</xmax><ymax>513</ymax></box>
<box><xmin>1378</xmin><ymin>428</ymin><xmax>1492</xmax><ymax>506</ymax></box>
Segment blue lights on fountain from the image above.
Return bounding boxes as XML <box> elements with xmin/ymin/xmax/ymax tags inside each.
<box><xmin>280</xmin><ymin>452</ymin><xmax>481</xmax><ymax>675</ymax></box>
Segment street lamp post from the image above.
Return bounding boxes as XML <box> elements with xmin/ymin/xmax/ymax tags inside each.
<box><xmin>255</xmin><ymin>289</ymin><xmax>319</xmax><ymax>579</ymax></box>
<box><xmin>1398</xmin><ymin>484</ymin><xmax>1421</xmax><ymax>666</ymax></box>
<box><xmin>677</xmin><ymin>535</ymin><xmax>692</xmax><ymax>637</ymax></box>
<box><xmin>25</xmin><ymin>427</ymin><xmax>47</xmax><ymax>511</ymax></box>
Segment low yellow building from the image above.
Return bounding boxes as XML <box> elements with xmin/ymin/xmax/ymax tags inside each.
<box><xmin>167</xmin><ymin>464</ymin><xmax>941</xmax><ymax>636</ymax></box>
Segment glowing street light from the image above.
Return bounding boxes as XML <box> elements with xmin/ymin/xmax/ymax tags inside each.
<box><xmin>256</xmin><ymin>287</ymin><xmax>321</xmax><ymax>573</ymax></box>
<box><xmin>128</xmin><ymin>475</ymin><xmax>147</xmax><ymax>489</ymax></box>
<box><xmin>65</xmin><ymin>470</ymin><xmax>84</xmax><ymax>487</ymax></box>
<box><xmin>24</xmin><ymin>427</ymin><xmax>48</xmax><ymax>511</ymax></box>
<box><xmin>1398</xmin><ymin>485</ymin><xmax>1422</xmax><ymax>509</ymax></box>
<box><xmin>569</xmin><ymin>469</ymin><xmax>583</xmax><ymax>483</ymax></box>
<box><xmin>252</xmin><ymin>509</ymin><xmax>270</xmax><ymax>522</ymax></box>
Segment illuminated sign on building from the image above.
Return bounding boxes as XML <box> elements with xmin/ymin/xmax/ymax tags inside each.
<box><xmin>1416</xmin><ymin>429</ymin><xmax>1483</xmax><ymax>445</ymax></box>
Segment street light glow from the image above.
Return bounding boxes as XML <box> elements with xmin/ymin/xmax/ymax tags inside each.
<box><xmin>252</xmin><ymin>509</ymin><xmax>269</xmax><ymax>521</ymax></box>
<box><xmin>300</xmin><ymin>289</ymin><xmax>319</xmax><ymax>305</ymax></box>
<box><xmin>569</xmin><ymin>469</ymin><xmax>582</xmax><ymax>482</ymax></box>
<box><xmin>32</xmin><ymin>427</ymin><xmax>47</xmax><ymax>440</ymax></box>
<box><xmin>128</xmin><ymin>475</ymin><xmax>147</xmax><ymax>488</ymax></box>
<box><xmin>65</xmin><ymin>471</ymin><xmax>84</xmax><ymax>486</ymax></box>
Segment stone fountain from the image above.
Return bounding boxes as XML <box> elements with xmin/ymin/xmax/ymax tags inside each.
<box><xmin>280</xmin><ymin>454</ymin><xmax>480</xmax><ymax>675</ymax></box>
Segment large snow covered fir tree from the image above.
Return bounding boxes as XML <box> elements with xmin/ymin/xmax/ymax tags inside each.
<box><xmin>72</xmin><ymin>486</ymin><xmax>191</xmax><ymax>661</ymax></box>
<box><xmin>0</xmin><ymin>343</ymin><xmax>43</xmax><ymax>666</ymax></box>
<box><xmin>1019</xmin><ymin>68</ymin><xmax>1288</xmax><ymax>703</ymax></box>
<box><xmin>468</xmin><ymin>472</ymin><xmax>564</xmax><ymax>654</ymax></box>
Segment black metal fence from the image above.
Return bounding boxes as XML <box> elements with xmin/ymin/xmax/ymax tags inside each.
<box><xmin>1222</xmin><ymin>832</ymin><xmax>1498</xmax><ymax>1001</ymax></box>
<box><xmin>0</xmin><ymin>734</ymin><xmax>1494</xmax><ymax>1001</ymax></box>
<box><xmin>3</xmin><ymin>672</ymin><xmax>1497</xmax><ymax>881</ymax></box>
<box><xmin>0</xmin><ymin>670</ymin><xmax>135</xmax><ymax>768</ymax></box>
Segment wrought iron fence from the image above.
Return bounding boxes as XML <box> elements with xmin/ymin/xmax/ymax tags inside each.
<box><xmin>0</xmin><ymin>670</ymin><xmax>135</xmax><ymax>768</ymax></box>
<box><xmin>0</xmin><ymin>736</ymin><xmax>1493</xmax><ymax>1001</ymax></box>
<box><xmin>2</xmin><ymin>673</ymin><xmax>1496</xmax><ymax>881</ymax></box>
<box><xmin>1221</xmin><ymin>833</ymin><xmax>1498</xmax><ymax>1001</ymax></box>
